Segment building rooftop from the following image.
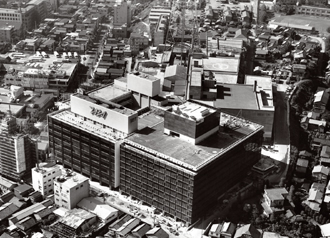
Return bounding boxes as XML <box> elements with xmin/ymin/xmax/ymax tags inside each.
<box><xmin>265</xmin><ymin>188</ymin><xmax>288</xmax><ymax>201</ymax></box>
<box><xmin>202</xmin><ymin>57</ymin><xmax>239</xmax><ymax>74</ymax></box>
<box><xmin>170</xmin><ymin>101</ymin><xmax>216</xmax><ymax>122</ymax></box>
<box><xmin>125</xmin><ymin>111</ymin><xmax>263</xmax><ymax>172</ymax></box>
<box><xmin>10</xmin><ymin>203</ymin><xmax>45</xmax><ymax>224</ymax></box>
<box><xmin>73</xmin><ymin>93</ymin><xmax>135</xmax><ymax>116</ymax></box>
<box><xmin>88</xmin><ymin>84</ymin><xmax>128</xmax><ymax>102</ymax></box>
<box><xmin>51</xmin><ymin>109</ymin><xmax>127</xmax><ymax>141</ymax></box>
<box><xmin>59</xmin><ymin>208</ymin><xmax>96</xmax><ymax>229</ymax></box>
<box><xmin>77</xmin><ymin>197</ymin><xmax>118</xmax><ymax>221</ymax></box>
<box><xmin>32</xmin><ymin>163</ymin><xmax>60</xmax><ymax>174</ymax></box>
<box><xmin>215</xmin><ymin>84</ymin><xmax>258</xmax><ymax>110</ymax></box>
<box><xmin>55</xmin><ymin>172</ymin><xmax>88</xmax><ymax>188</ymax></box>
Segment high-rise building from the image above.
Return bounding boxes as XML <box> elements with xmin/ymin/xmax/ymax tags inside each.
<box><xmin>253</xmin><ymin>0</ymin><xmax>260</xmax><ymax>23</ymax></box>
<box><xmin>48</xmin><ymin>84</ymin><xmax>263</xmax><ymax>224</ymax></box>
<box><xmin>120</xmin><ymin>101</ymin><xmax>264</xmax><ymax>223</ymax></box>
<box><xmin>0</xmin><ymin>114</ymin><xmax>36</xmax><ymax>182</ymax></box>
<box><xmin>48</xmin><ymin>86</ymin><xmax>139</xmax><ymax>188</ymax></box>
<box><xmin>114</xmin><ymin>0</ymin><xmax>132</xmax><ymax>27</ymax></box>
<box><xmin>54</xmin><ymin>171</ymin><xmax>89</xmax><ymax>210</ymax></box>
<box><xmin>32</xmin><ymin>163</ymin><xmax>62</xmax><ymax>197</ymax></box>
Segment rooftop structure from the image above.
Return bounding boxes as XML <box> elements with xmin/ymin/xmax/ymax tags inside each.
<box><xmin>202</xmin><ymin>57</ymin><xmax>239</xmax><ymax>74</ymax></box>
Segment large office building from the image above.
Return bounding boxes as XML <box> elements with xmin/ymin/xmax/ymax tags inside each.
<box><xmin>48</xmin><ymin>82</ymin><xmax>263</xmax><ymax>224</ymax></box>
<box><xmin>120</xmin><ymin>101</ymin><xmax>263</xmax><ymax>223</ymax></box>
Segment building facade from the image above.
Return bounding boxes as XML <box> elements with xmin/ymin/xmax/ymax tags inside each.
<box><xmin>48</xmin><ymin>90</ymin><xmax>138</xmax><ymax>188</ymax></box>
<box><xmin>120</xmin><ymin>102</ymin><xmax>264</xmax><ymax>223</ymax></box>
<box><xmin>48</xmin><ymin>86</ymin><xmax>263</xmax><ymax>224</ymax></box>
<box><xmin>32</xmin><ymin>163</ymin><xmax>62</xmax><ymax>197</ymax></box>
<box><xmin>296</xmin><ymin>5</ymin><xmax>330</xmax><ymax>18</ymax></box>
<box><xmin>0</xmin><ymin>25</ymin><xmax>15</xmax><ymax>42</ymax></box>
<box><xmin>0</xmin><ymin>114</ymin><xmax>36</xmax><ymax>182</ymax></box>
<box><xmin>54</xmin><ymin>172</ymin><xmax>89</xmax><ymax>210</ymax></box>
<box><xmin>153</xmin><ymin>15</ymin><xmax>168</xmax><ymax>46</ymax></box>
<box><xmin>114</xmin><ymin>0</ymin><xmax>131</xmax><ymax>27</ymax></box>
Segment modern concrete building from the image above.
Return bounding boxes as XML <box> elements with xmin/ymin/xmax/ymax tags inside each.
<box><xmin>190</xmin><ymin>66</ymin><xmax>274</xmax><ymax>141</ymax></box>
<box><xmin>149</xmin><ymin>7</ymin><xmax>171</xmax><ymax>26</ymax></box>
<box><xmin>153</xmin><ymin>14</ymin><xmax>168</xmax><ymax>46</ymax></box>
<box><xmin>48</xmin><ymin>85</ymin><xmax>263</xmax><ymax>224</ymax></box>
<box><xmin>32</xmin><ymin>163</ymin><xmax>62</xmax><ymax>197</ymax></box>
<box><xmin>54</xmin><ymin>171</ymin><xmax>89</xmax><ymax>210</ymax></box>
<box><xmin>0</xmin><ymin>8</ymin><xmax>23</xmax><ymax>30</ymax></box>
<box><xmin>129</xmin><ymin>32</ymin><xmax>150</xmax><ymax>54</ymax></box>
<box><xmin>0</xmin><ymin>25</ymin><xmax>15</xmax><ymax>42</ymax></box>
<box><xmin>296</xmin><ymin>5</ymin><xmax>330</xmax><ymax>18</ymax></box>
<box><xmin>48</xmin><ymin>84</ymin><xmax>139</xmax><ymax>188</ymax></box>
<box><xmin>120</xmin><ymin>101</ymin><xmax>263</xmax><ymax>223</ymax></box>
<box><xmin>114</xmin><ymin>0</ymin><xmax>132</xmax><ymax>27</ymax></box>
<box><xmin>0</xmin><ymin>114</ymin><xmax>36</xmax><ymax>182</ymax></box>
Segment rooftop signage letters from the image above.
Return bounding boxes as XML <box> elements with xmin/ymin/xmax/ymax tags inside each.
<box><xmin>90</xmin><ymin>106</ymin><xmax>108</xmax><ymax>119</ymax></box>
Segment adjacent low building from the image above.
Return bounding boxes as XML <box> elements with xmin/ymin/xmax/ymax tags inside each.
<box><xmin>54</xmin><ymin>171</ymin><xmax>89</xmax><ymax>210</ymax></box>
<box><xmin>32</xmin><ymin>163</ymin><xmax>62</xmax><ymax>197</ymax></box>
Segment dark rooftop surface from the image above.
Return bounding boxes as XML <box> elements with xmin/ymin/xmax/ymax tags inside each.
<box><xmin>127</xmin><ymin>112</ymin><xmax>263</xmax><ymax>171</ymax></box>
<box><xmin>215</xmin><ymin>84</ymin><xmax>258</xmax><ymax>110</ymax></box>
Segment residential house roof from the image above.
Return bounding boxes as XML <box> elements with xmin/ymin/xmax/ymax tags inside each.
<box><xmin>299</xmin><ymin>150</ymin><xmax>312</xmax><ymax>157</ymax></box>
<box><xmin>0</xmin><ymin>203</ymin><xmax>19</xmax><ymax>222</ymax></box>
<box><xmin>146</xmin><ymin>227</ymin><xmax>169</xmax><ymax>238</ymax></box>
<box><xmin>234</xmin><ymin>224</ymin><xmax>261</xmax><ymax>238</ymax></box>
<box><xmin>131</xmin><ymin>223</ymin><xmax>151</xmax><ymax>237</ymax></box>
<box><xmin>296</xmin><ymin>158</ymin><xmax>309</xmax><ymax>168</ymax></box>
<box><xmin>16</xmin><ymin>216</ymin><xmax>37</xmax><ymax>231</ymax></box>
<box><xmin>264</xmin><ymin>188</ymin><xmax>288</xmax><ymax>201</ymax></box>
<box><xmin>312</xmin><ymin>165</ymin><xmax>330</xmax><ymax>176</ymax></box>
<box><xmin>59</xmin><ymin>208</ymin><xmax>96</xmax><ymax>229</ymax></box>
<box><xmin>321</xmin><ymin>146</ymin><xmax>330</xmax><ymax>158</ymax></box>
<box><xmin>14</xmin><ymin>184</ymin><xmax>32</xmax><ymax>195</ymax></box>
<box><xmin>10</xmin><ymin>203</ymin><xmax>45</xmax><ymax>224</ymax></box>
<box><xmin>324</xmin><ymin>180</ymin><xmax>330</xmax><ymax>203</ymax></box>
<box><xmin>314</xmin><ymin>90</ymin><xmax>329</xmax><ymax>105</ymax></box>
<box><xmin>0</xmin><ymin>191</ymin><xmax>14</xmax><ymax>203</ymax></box>
<box><xmin>77</xmin><ymin>197</ymin><xmax>118</xmax><ymax>221</ymax></box>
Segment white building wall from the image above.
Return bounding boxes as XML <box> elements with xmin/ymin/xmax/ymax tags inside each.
<box><xmin>32</xmin><ymin>166</ymin><xmax>62</xmax><ymax>197</ymax></box>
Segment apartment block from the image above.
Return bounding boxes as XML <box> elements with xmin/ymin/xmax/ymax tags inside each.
<box><xmin>54</xmin><ymin>171</ymin><xmax>89</xmax><ymax>210</ymax></box>
<box><xmin>32</xmin><ymin>163</ymin><xmax>62</xmax><ymax>197</ymax></box>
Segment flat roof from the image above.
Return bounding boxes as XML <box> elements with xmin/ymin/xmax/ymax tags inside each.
<box><xmin>0</xmin><ymin>104</ymin><xmax>25</xmax><ymax>114</ymax></box>
<box><xmin>202</xmin><ymin>57</ymin><xmax>239</xmax><ymax>73</ymax></box>
<box><xmin>125</xmin><ymin>111</ymin><xmax>263</xmax><ymax>172</ymax></box>
<box><xmin>88</xmin><ymin>84</ymin><xmax>128</xmax><ymax>102</ymax></box>
<box><xmin>214</xmin><ymin>73</ymin><xmax>238</xmax><ymax>84</ymax></box>
<box><xmin>51</xmin><ymin>109</ymin><xmax>125</xmax><ymax>141</ymax></box>
<box><xmin>73</xmin><ymin>94</ymin><xmax>135</xmax><ymax>116</ymax></box>
<box><xmin>265</xmin><ymin>188</ymin><xmax>288</xmax><ymax>200</ymax></box>
<box><xmin>245</xmin><ymin>75</ymin><xmax>272</xmax><ymax>89</ymax></box>
<box><xmin>55</xmin><ymin>173</ymin><xmax>88</xmax><ymax>188</ymax></box>
<box><xmin>215</xmin><ymin>84</ymin><xmax>258</xmax><ymax>110</ymax></box>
